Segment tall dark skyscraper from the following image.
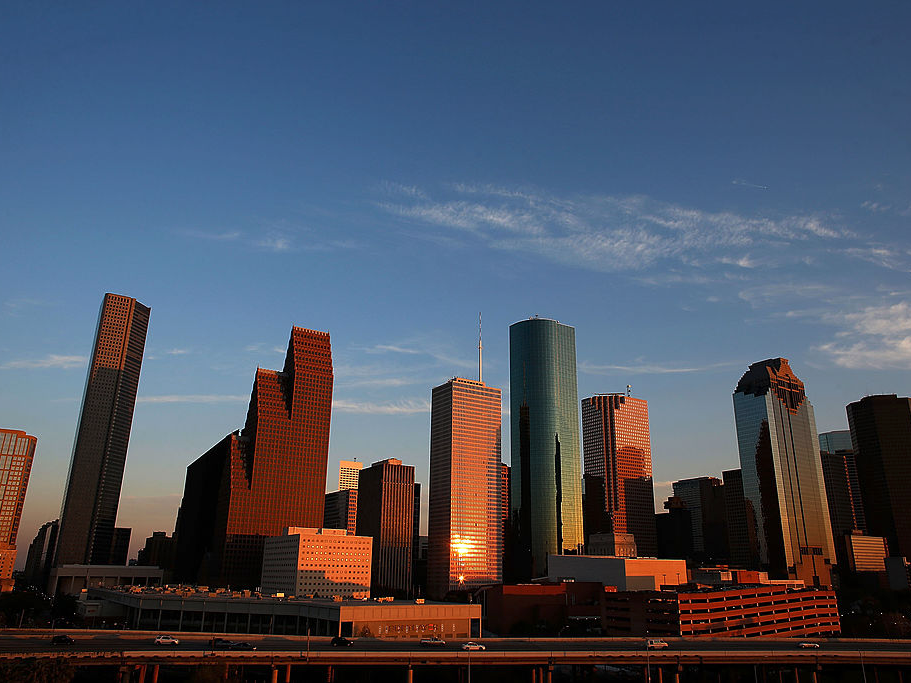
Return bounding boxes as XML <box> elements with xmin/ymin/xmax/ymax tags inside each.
<box><xmin>510</xmin><ymin>317</ymin><xmax>583</xmax><ymax>579</ymax></box>
<box><xmin>672</xmin><ymin>476</ymin><xmax>728</xmax><ymax>561</ymax></box>
<box><xmin>847</xmin><ymin>394</ymin><xmax>911</xmax><ymax>559</ymax></box>
<box><xmin>733</xmin><ymin>358</ymin><xmax>836</xmax><ymax>587</ymax></box>
<box><xmin>428</xmin><ymin>377</ymin><xmax>502</xmax><ymax>599</ymax></box>
<box><xmin>582</xmin><ymin>394</ymin><xmax>657</xmax><ymax>556</ymax></box>
<box><xmin>356</xmin><ymin>458</ymin><xmax>415</xmax><ymax>596</ymax></box>
<box><xmin>819</xmin><ymin>429</ymin><xmax>867</xmax><ymax>570</ymax></box>
<box><xmin>56</xmin><ymin>293</ymin><xmax>150</xmax><ymax>567</ymax></box>
<box><xmin>174</xmin><ymin>327</ymin><xmax>333</xmax><ymax>588</ymax></box>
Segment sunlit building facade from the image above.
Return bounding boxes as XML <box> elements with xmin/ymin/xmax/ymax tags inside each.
<box><xmin>339</xmin><ymin>460</ymin><xmax>363</xmax><ymax>491</ymax></box>
<box><xmin>0</xmin><ymin>429</ymin><xmax>37</xmax><ymax>590</ymax></box>
<box><xmin>582</xmin><ymin>395</ymin><xmax>657</xmax><ymax>556</ymax></box>
<box><xmin>56</xmin><ymin>293</ymin><xmax>149</xmax><ymax>566</ymax></box>
<box><xmin>733</xmin><ymin>358</ymin><xmax>836</xmax><ymax>587</ymax></box>
<box><xmin>428</xmin><ymin>378</ymin><xmax>502</xmax><ymax>599</ymax></box>
<box><xmin>509</xmin><ymin>317</ymin><xmax>583</xmax><ymax>579</ymax></box>
<box><xmin>174</xmin><ymin>327</ymin><xmax>333</xmax><ymax>588</ymax></box>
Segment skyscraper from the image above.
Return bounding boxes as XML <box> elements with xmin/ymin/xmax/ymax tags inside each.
<box><xmin>819</xmin><ymin>429</ymin><xmax>867</xmax><ymax>570</ymax></box>
<box><xmin>23</xmin><ymin>519</ymin><xmax>58</xmax><ymax>591</ymax></box>
<box><xmin>174</xmin><ymin>327</ymin><xmax>333</xmax><ymax>588</ymax></box>
<box><xmin>847</xmin><ymin>394</ymin><xmax>911</xmax><ymax>559</ymax></box>
<box><xmin>671</xmin><ymin>476</ymin><xmax>728</xmax><ymax>561</ymax></box>
<box><xmin>339</xmin><ymin>460</ymin><xmax>363</xmax><ymax>491</ymax></box>
<box><xmin>733</xmin><ymin>358</ymin><xmax>836</xmax><ymax>587</ymax></box>
<box><xmin>428</xmin><ymin>377</ymin><xmax>502</xmax><ymax>599</ymax></box>
<box><xmin>56</xmin><ymin>293</ymin><xmax>150</xmax><ymax>566</ymax></box>
<box><xmin>324</xmin><ymin>489</ymin><xmax>358</xmax><ymax>535</ymax></box>
<box><xmin>0</xmin><ymin>429</ymin><xmax>36</xmax><ymax>590</ymax></box>
<box><xmin>356</xmin><ymin>458</ymin><xmax>415</xmax><ymax>596</ymax></box>
<box><xmin>582</xmin><ymin>394</ymin><xmax>657</xmax><ymax>557</ymax></box>
<box><xmin>509</xmin><ymin>317</ymin><xmax>583</xmax><ymax>579</ymax></box>
<box><xmin>722</xmin><ymin>468</ymin><xmax>760</xmax><ymax>569</ymax></box>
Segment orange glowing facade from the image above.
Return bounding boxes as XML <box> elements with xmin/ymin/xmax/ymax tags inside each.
<box><xmin>174</xmin><ymin>327</ymin><xmax>333</xmax><ymax>588</ymax></box>
<box><xmin>428</xmin><ymin>378</ymin><xmax>502</xmax><ymax>599</ymax></box>
<box><xmin>0</xmin><ymin>429</ymin><xmax>36</xmax><ymax>590</ymax></box>
<box><xmin>582</xmin><ymin>394</ymin><xmax>657</xmax><ymax>556</ymax></box>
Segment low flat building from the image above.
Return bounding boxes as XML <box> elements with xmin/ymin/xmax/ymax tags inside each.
<box><xmin>49</xmin><ymin>564</ymin><xmax>164</xmax><ymax>596</ymax></box>
<box><xmin>601</xmin><ymin>584</ymin><xmax>840</xmax><ymax>638</ymax></box>
<box><xmin>548</xmin><ymin>555</ymin><xmax>687</xmax><ymax>590</ymax></box>
<box><xmin>844</xmin><ymin>532</ymin><xmax>888</xmax><ymax>573</ymax></box>
<box><xmin>82</xmin><ymin>586</ymin><xmax>481</xmax><ymax>640</ymax></box>
<box><xmin>481</xmin><ymin>582</ymin><xmax>611</xmax><ymax>636</ymax></box>
<box><xmin>261</xmin><ymin>527</ymin><xmax>372</xmax><ymax>599</ymax></box>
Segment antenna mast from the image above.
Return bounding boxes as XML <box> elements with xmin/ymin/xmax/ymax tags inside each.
<box><xmin>478</xmin><ymin>312</ymin><xmax>483</xmax><ymax>383</ymax></box>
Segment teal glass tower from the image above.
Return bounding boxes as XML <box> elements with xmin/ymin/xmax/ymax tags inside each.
<box><xmin>509</xmin><ymin>317</ymin><xmax>583</xmax><ymax>579</ymax></box>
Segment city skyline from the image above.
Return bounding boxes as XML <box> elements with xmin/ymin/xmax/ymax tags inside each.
<box><xmin>2</xmin><ymin>3</ymin><xmax>910</xmax><ymax>564</ymax></box>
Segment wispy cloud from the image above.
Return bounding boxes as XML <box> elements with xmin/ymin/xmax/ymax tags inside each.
<box><xmin>183</xmin><ymin>230</ymin><xmax>242</xmax><ymax>241</ymax></box>
<box><xmin>380</xmin><ymin>184</ymin><xmax>851</xmax><ymax>275</ymax></box>
<box><xmin>137</xmin><ymin>394</ymin><xmax>249</xmax><ymax>404</ymax></box>
<box><xmin>358</xmin><ymin>341</ymin><xmax>475</xmax><ymax>369</ymax></box>
<box><xmin>1</xmin><ymin>354</ymin><xmax>87</xmax><ymax>370</ymax></box>
<box><xmin>3</xmin><ymin>297</ymin><xmax>52</xmax><ymax>315</ymax></box>
<box><xmin>256</xmin><ymin>235</ymin><xmax>293</xmax><ymax>252</ymax></box>
<box><xmin>332</xmin><ymin>398</ymin><xmax>431</xmax><ymax>415</ymax></box>
<box><xmin>814</xmin><ymin>301</ymin><xmax>911</xmax><ymax>369</ymax></box>
<box><xmin>861</xmin><ymin>200</ymin><xmax>892</xmax><ymax>213</ymax></box>
<box><xmin>166</xmin><ymin>348</ymin><xmax>191</xmax><ymax>356</ymax></box>
<box><xmin>579</xmin><ymin>360</ymin><xmax>738</xmax><ymax>375</ymax></box>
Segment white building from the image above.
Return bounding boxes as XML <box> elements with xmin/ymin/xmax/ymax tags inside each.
<box><xmin>261</xmin><ymin>527</ymin><xmax>372</xmax><ymax>599</ymax></box>
<box><xmin>339</xmin><ymin>460</ymin><xmax>363</xmax><ymax>490</ymax></box>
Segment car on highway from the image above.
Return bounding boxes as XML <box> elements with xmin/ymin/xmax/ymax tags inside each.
<box><xmin>646</xmin><ymin>639</ymin><xmax>668</xmax><ymax>650</ymax></box>
<box><xmin>211</xmin><ymin>637</ymin><xmax>234</xmax><ymax>649</ymax></box>
<box><xmin>420</xmin><ymin>636</ymin><xmax>447</xmax><ymax>646</ymax></box>
<box><xmin>229</xmin><ymin>641</ymin><xmax>257</xmax><ymax>650</ymax></box>
<box><xmin>798</xmin><ymin>642</ymin><xmax>820</xmax><ymax>649</ymax></box>
<box><xmin>154</xmin><ymin>635</ymin><xmax>180</xmax><ymax>646</ymax></box>
<box><xmin>331</xmin><ymin>636</ymin><xmax>353</xmax><ymax>647</ymax></box>
<box><xmin>461</xmin><ymin>642</ymin><xmax>486</xmax><ymax>651</ymax></box>
<box><xmin>51</xmin><ymin>635</ymin><xmax>75</xmax><ymax>646</ymax></box>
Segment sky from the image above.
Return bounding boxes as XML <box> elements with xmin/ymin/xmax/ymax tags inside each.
<box><xmin>2</xmin><ymin>2</ymin><xmax>910</xmax><ymax>566</ymax></box>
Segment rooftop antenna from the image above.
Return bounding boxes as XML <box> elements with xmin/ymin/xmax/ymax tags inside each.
<box><xmin>478</xmin><ymin>312</ymin><xmax>483</xmax><ymax>383</ymax></box>
<box><xmin>626</xmin><ymin>384</ymin><xmax>632</xmax><ymax>397</ymax></box>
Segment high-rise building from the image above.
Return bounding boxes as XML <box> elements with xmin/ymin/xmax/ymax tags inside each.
<box><xmin>733</xmin><ymin>358</ymin><xmax>836</xmax><ymax>587</ymax></box>
<box><xmin>0</xmin><ymin>429</ymin><xmax>37</xmax><ymax>590</ymax></box>
<box><xmin>582</xmin><ymin>394</ymin><xmax>657</xmax><ymax>557</ymax></box>
<box><xmin>174</xmin><ymin>327</ymin><xmax>333</xmax><ymax>588</ymax></box>
<box><xmin>509</xmin><ymin>317</ymin><xmax>583</xmax><ymax>579</ymax></box>
<box><xmin>428</xmin><ymin>377</ymin><xmax>502</xmax><ymax>599</ymax></box>
<box><xmin>324</xmin><ymin>489</ymin><xmax>358</xmax><ymax>535</ymax></box>
<box><xmin>23</xmin><ymin>519</ymin><xmax>58</xmax><ymax>591</ymax></box>
<box><xmin>339</xmin><ymin>460</ymin><xmax>363</xmax><ymax>491</ymax></box>
<box><xmin>819</xmin><ymin>429</ymin><xmax>867</xmax><ymax>571</ymax></box>
<box><xmin>672</xmin><ymin>476</ymin><xmax>728</xmax><ymax>561</ymax></box>
<box><xmin>56</xmin><ymin>293</ymin><xmax>150</xmax><ymax>567</ymax></box>
<box><xmin>356</xmin><ymin>458</ymin><xmax>415</xmax><ymax>596</ymax></box>
<box><xmin>722</xmin><ymin>469</ymin><xmax>760</xmax><ymax>569</ymax></box>
<box><xmin>847</xmin><ymin>394</ymin><xmax>911</xmax><ymax>559</ymax></box>
<box><xmin>655</xmin><ymin>496</ymin><xmax>693</xmax><ymax>560</ymax></box>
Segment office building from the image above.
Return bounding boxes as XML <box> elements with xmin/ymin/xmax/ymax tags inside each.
<box><xmin>582</xmin><ymin>394</ymin><xmax>657</xmax><ymax>556</ymax></box>
<box><xmin>733</xmin><ymin>358</ymin><xmax>836</xmax><ymax>587</ymax></box>
<box><xmin>847</xmin><ymin>394</ymin><xmax>911</xmax><ymax>559</ymax></box>
<box><xmin>672</xmin><ymin>476</ymin><xmax>728</xmax><ymax>561</ymax></box>
<box><xmin>261</xmin><ymin>527</ymin><xmax>372</xmax><ymax>599</ymax></box>
<box><xmin>655</xmin><ymin>496</ymin><xmax>692</xmax><ymax>560</ymax></box>
<box><xmin>324</xmin><ymin>489</ymin><xmax>358</xmax><ymax>535</ymax></box>
<box><xmin>721</xmin><ymin>468</ymin><xmax>760</xmax><ymax>569</ymax></box>
<box><xmin>0</xmin><ymin>429</ymin><xmax>36</xmax><ymax>590</ymax></box>
<box><xmin>23</xmin><ymin>519</ymin><xmax>58</xmax><ymax>591</ymax></box>
<box><xmin>56</xmin><ymin>293</ymin><xmax>150</xmax><ymax>566</ymax></box>
<box><xmin>174</xmin><ymin>327</ymin><xmax>333</xmax><ymax>588</ymax></box>
<box><xmin>356</xmin><ymin>458</ymin><xmax>415</xmax><ymax>596</ymax></box>
<box><xmin>819</xmin><ymin>429</ymin><xmax>866</xmax><ymax>536</ymax></box>
<box><xmin>428</xmin><ymin>377</ymin><xmax>502</xmax><ymax>599</ymax></box>
<box><xmin>547</xmin><ymin>555</ymin><xmax>687</xmax><ymax>590</ymax></box>
<box><xmin>339</xmin><ymin>460</ymin><xmax>362</xmax><ymax>491</ymax></box>
<box><xmin>509</xmin><ymin>317</ymin><xmax>583</xmax><ymax>579</ymax></box>
<box><xmin>136</xmin><ymin>532</ymin><xmax>176</xmax><ymax>573</ymax></box>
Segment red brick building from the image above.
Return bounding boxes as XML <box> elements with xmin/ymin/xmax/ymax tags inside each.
<box><xmin>175</xmin><ymin>327</ymin><xmax>333</xmax><ymax>588</ymax></box>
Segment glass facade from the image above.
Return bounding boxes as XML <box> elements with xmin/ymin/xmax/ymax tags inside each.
<box><xmin>428</xmin><ymin>378</ymin><xmax>502</xmax><ymax>599</ymax></box>
<box><xmin>509</xmin><ymin>318</ymin><xmax>582</xmax><ymax>578</ymax></box>
<box><xmin>57</xmin><ymin>293</ymin><xmax>150</xmax><ymax>566</ymax></box>
<box><xmin>733</xmin><ymin>359</ymin><xmax>836</xmax><ymax>587</ymax></box>
<box><xmin>0</xmin><ymin>429</ymin><xmax>36</xmax><ymax>588</ymax></box>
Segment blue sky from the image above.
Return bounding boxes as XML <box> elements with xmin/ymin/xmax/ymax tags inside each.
<box><xmin>2</xmin><ymin>2</ymin><xmax>910</xmax><ymax>564</ymax></box>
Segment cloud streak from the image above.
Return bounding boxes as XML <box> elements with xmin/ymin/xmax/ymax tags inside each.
<box><xmin>815</xmin><ymin>301</ymin><xmax>911</xmax><ymax>369</ymax></box>
<box><xmin>137</xmin><ymin>394</ymin><xmax>249</xmax><ymax>404</ymax></box>
<box><xmin>1</xmin><ymin>354</ymin><xmax>87</xmax><ymax>370</ymax></box>
<box><xmin>579</xmin><ymin>360</ymin><xmax>739</xmax><ymax>375</ymax></box>
<box><xmin>332</xmin><ymin>398</ymin><xmax>431</xmax><ymax>415</ymax></box>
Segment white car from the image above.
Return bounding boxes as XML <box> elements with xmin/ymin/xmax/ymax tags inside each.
<box><xmin>461</xmin><ymin>642</ymin><xmax>486</xmax><ymax>651</ymax></box>
<box><xmin>155</xmin><ymin>635</ymin><xmax>180</xmax><ymax>646</ymax></box>
<box><xmin>420</xmin><ymin>636</ymin><xmax>446</xmax><ymax>646</ymax></box>
<box><xmin>798</xmin><ymin>642</ymin><xmax>820</xmax><ymax>649</ymax></box>
<box><xmin>646</xmin><ymin>639</ymin><xmax>668</xmax><ymax>650</ymax></box>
